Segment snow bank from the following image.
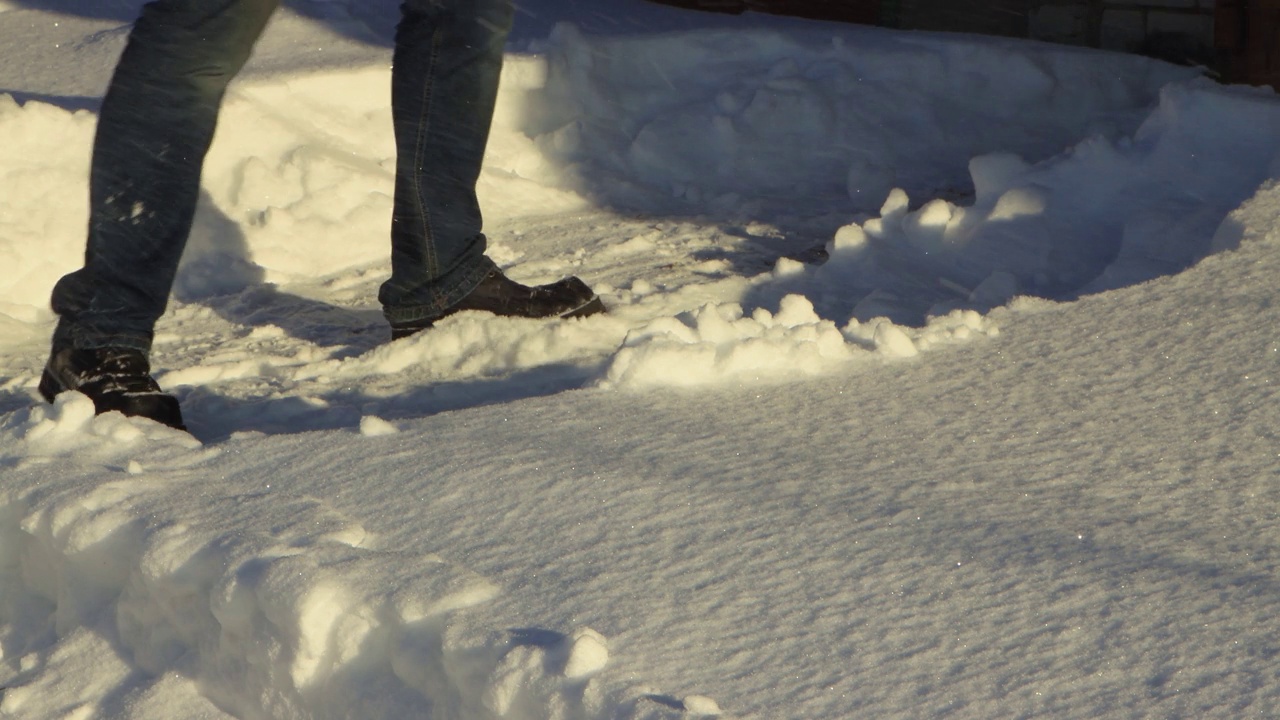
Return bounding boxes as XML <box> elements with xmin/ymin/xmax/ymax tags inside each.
<box><xmin>0</xmin><ymin>95</ymin><xmax>94</xmax><ymax>324</ymax></box>
<box><xmin>0</xmin><ymin>397</ymin><xmax>676</xmax><ymax>720</ymax></box>
<box><xmin>526</xmin><ymin>23</ymin><xmax>1198</xmax><ymax>213</ymax></box>
<box><xmin>844</xmin><ymin>81</ymin><xmax>1280</xmax><ymax>311</ymax></box>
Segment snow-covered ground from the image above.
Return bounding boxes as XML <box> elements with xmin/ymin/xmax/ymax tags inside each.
<box><xmin>5</xmin><ymin>0</ymin><xmax>1280</xmax><ymax>717</ymax></box>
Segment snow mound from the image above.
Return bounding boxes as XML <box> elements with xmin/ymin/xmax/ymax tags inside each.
<box><xmin>8</xmin><ymin>392</ymin><xmax>201</xmax><ymax>457</ymax></box>
<box><xmin>0</xmin><ymin>95</ymin><xmax>94</xmax><ymax>322</ymax></box>
<box><xmin>527</xmin><ymin>22</ymin><xmax>1197</xmax><ymax>213</ymax></box>
<box><xmin>604</xmin><ymin>296</ymin><xmax>851</xmax><ymax>387</ymax></box>
<box><xmin>602</xmin><ymin>293</ymin><xmax>997</xmax><ymax>388</ymax></box>
<box><xmin>849</xmin><ymin>81</ymin><xmax>1280</xmax><ymax>306</ymax></box>
<box><xmin>0</xmin><ymin>410</ymin><xmax>706</xmax><ymax>719</ymax></box>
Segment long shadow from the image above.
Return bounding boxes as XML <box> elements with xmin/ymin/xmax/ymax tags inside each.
<box><xmin>0</xmin><ymin>388</ymin><xmax>37</xmax><ymax>420</ymax></box>
<box><xmin>0</xmin><ymin>91</ymin><xmax>101</xmax><ymax>112</ymax></box>
<box><xmin>175</xmin><ymin>360</ymin><xmax>600</xmax><ymax>443</ymax></box>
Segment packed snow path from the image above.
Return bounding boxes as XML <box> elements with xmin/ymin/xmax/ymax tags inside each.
<box><xmin>5</xmin><ymin>2</ymin><xmax>1280</xmax><ymax>718</ymax></box>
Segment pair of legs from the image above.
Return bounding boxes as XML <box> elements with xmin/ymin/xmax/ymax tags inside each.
<box><xmin>50</xmin><ymin>0</ymin><xmax>513</xmax><ymax>353</ymax></box>
<box><xmin>41</xmin><ymin>0</ymin><xmax>604</xmax><ymax>430</ymax></box>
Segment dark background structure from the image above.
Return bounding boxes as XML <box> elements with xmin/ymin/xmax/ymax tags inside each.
<box><xmin>645</xmin><ymin>1</ymin><xmax>1278</xmax><ymax>89</ymax></box>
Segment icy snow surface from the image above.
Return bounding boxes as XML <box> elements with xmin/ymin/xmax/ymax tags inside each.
<box><xmin>4</xmin><ymin>0</ymin><xmax>1280</xmax><ymax>718</ymax></box>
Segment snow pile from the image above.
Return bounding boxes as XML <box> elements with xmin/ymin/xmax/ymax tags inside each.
<box><xmin>207</xmin><ymin>62</ymin><xmax>591</xmax><ymax>288</ymax></box>
<box><xmin>527</xmin><ymin>23</ymin><xmax>1198</xmax><ymax>213</ymax></box>
<box><xmin>0</xmin><ymin>95</ymin><xmax>94</xmax><ymax>323</ymax></box>
<box><xmin>602</xmin><ymin>294</ymin><xmax>998</xmax><ymax>387</ymax></box>
<box><xmin>0</xmin><ymin>403</ymin><xmax>657</xmax><ymax>720</ymax></box>
<box><xmin>846</xmin><ymin>81</ymin><xmax>1280</xmax><ymax>308</ymax></box>
<box><xmin>604</xmin><ymin>296</ymin><xmax>854</xmax><ymax>386</ymax></box>
<box><xmin>15</xmin><ymin>392</ymin><xmax>199</xmax><ymax>455</ymax></box>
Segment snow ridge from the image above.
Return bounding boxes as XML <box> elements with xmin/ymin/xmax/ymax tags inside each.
<box><xmin>0</xmin><ymin>395</ymin><xmax>693</xmax><ymax>719</ymax></box>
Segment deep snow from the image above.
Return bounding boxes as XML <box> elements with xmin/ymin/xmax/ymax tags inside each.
<box><xmin>4</xmin><ymin>1</ymin><xmax>1280</xmax><ymax>718</ymax></box>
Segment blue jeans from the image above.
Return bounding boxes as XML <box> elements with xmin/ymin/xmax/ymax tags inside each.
<box><xmin>51</xmin><ymin>0</ymin><xmax>512</xmax><ymax>352</ymax></box>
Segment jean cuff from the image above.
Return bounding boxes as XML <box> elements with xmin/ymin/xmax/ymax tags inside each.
<box><xmin>381</xmin><ymin>254</ymin><xmax>499</xmax><ymax>326</ymax></box>
<box><xmin>52</xmin><ymin>319</ymin><xmax>153</xmax><ymax>355</ymax></box>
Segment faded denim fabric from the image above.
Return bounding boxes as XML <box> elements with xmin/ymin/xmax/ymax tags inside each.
<box><xmin>51</xmin><ymin>0</ymin><xmax>513</xmax><ymax>351</ymax></box>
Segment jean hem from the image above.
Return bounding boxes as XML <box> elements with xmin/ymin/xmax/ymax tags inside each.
<box><xmin>53</xmin><ymin>328</ymin><xmax>153</xmax><ymax>355</ymax></box>
<box><xmin>382</xmin><ymin>254</ymin><xmax>498</xmax><ymax>325</ymax></box>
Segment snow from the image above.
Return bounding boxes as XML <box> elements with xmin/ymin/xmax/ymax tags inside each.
<box><xmin>4</xmin><ymin>0</ymin><xmax>1280</xmax><ymax>717</ymax></box>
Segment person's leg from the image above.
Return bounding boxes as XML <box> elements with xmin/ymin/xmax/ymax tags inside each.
<box><xmin>379</xmin><ymin>0</ymin><xmax>605</xmax><ymax>335</ymax></box>
<box><xmin>41</xmin><ymin>0</ymin><xmax>278</xmax><ymax>429</ymax></box>
<box><xmin>50</xmin><ymin>0</ymin><xmax>280</xmax><ymax>354</ymax></box>
<box><xmin>378</xmin><ymin>0</ymin><xmax>514</xmax><ymax>324</ymax></box>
